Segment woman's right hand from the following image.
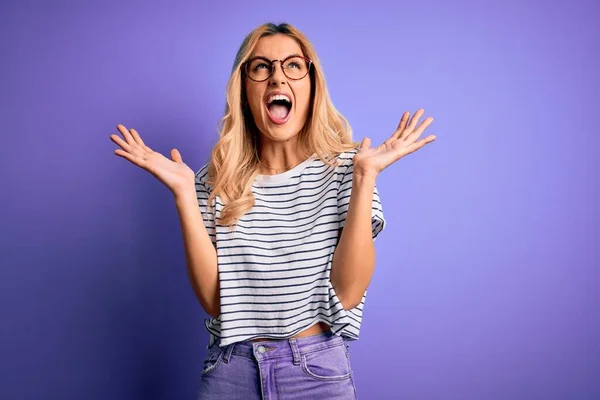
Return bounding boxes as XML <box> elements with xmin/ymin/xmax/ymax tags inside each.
<box><xmin>110</xmin><ymin>124</ymin><xmax>196</xmax><ymax>196</ymax></box>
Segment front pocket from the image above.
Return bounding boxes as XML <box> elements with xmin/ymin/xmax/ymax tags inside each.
<box><xmin>301</xmin><ymin>344</ymin><xmax>352</xmax><ymax>381</ymax></box>
<box><xmin>201</xmin><ymin>347</ymin><xmax>224</xmax><ymax>376</ymax></box>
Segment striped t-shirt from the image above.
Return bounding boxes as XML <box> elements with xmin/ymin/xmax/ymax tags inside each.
<box><xmin>195</xmin><ymin>147</ymin><xmax>385</xmax><ymax>347</ymax></box>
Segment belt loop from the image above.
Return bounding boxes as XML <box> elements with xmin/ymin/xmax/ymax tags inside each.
<box><xmin>223</xmin><ymin>343</ymin><xmax>235</xmax><ymax>364</ymax></box>
<box><xmin>289</xmin><ymin>338</ymin><xmax>301</xmax><ymax>365</ymax></box>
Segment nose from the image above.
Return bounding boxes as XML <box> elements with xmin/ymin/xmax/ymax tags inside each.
<box><xmin>269</xmin><ymin>60</ymin><xmax>287</xmax><ymax>85</ymax></box>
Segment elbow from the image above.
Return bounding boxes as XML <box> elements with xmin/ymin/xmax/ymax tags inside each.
<box><xmin>204</xmin><ymin>304</ymin><xmax>220</xmax><ymax>319</ymax></box>
<box><xmin>338</xmin><ymin>291</ymin><xmax>362</xmax><ymax>310</ymax></box>
<box><xmin>342</xmin><ymin>299</ymin><xmax>361</xmax><ymax>310</ymax></box>
<box><xmin>200</xmin><ymin>296</ymin><xmax>221</xmax><ymax>319</ymax></box>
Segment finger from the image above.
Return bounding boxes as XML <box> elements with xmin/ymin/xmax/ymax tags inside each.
<box><xmin>360</xmin><ymin>137</ymin><xmax>371</xmax><ymax>150</ymax></box>
<box><xmin>403</xmin><ymin>135</ymin><xmax>436</xmax><ymax>155</ymax></box>
<box><xmin>398</xmin><ymin>109</ymin><xmax>423</xmax><ymax>141</ymax></box>
<box><xmin>109</xmin><ymin>133</ymin><xmax>132</xmax><ymax>152</ymax></box>
<box><xmin>388</xmin><ymin>112</ymin><xmax>410</xmax><ymax>143</ymax></box>
<box><xmin>114</xmin><ymin>148</ymin><xmax>138</xmax><ymax>164</ymax></box>
<box><xmin>171</xmin><ymin>148</ymin><xmax>183</xmax><ymax>164</ymax></box>
<box><xmin>406</xmin><ymin>116</ymin><xmax>434</xmax><ymax>143</ymax></box>
<box><xmin>406</xmin><ymin>108</ymin><xmax>425</xmax><ymax>132</ymax></box>
<box><xmin>423</xmin><ymin>134</ymin><xmax>436</xmax><ymax>144</ymax></box>
<box><xmin>129</xmin><ymin>128</ymin><xmax>146</xmax><ymax>147</ymax></box>
<box><xmin>396</xmin><ymin>111</ymin><xmax>409</xmax><ymax>131</ymax></box>
<box><xmin>114</xmin><ymin>148</ymin><xmax>152</xmax><ymax>170</ymax></box>
<box><xmin>117</xmin><ymin>124</ymin><xmax>135</xmax><ymax>144</ymax></box>
<box><xmin>395</xmin><ymin>112</ymin><xmax>410</xmax><ymax>133</ymax></box>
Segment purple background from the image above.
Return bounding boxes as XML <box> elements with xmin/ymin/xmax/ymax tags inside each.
<box><xmin>1</xmin><ymin>0</ymin><xmax>598</xmax><ymax>399</ymax></box>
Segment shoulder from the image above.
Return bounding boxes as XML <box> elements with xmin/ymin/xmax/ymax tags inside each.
<box><xmin>195</xmin><ymin>163</ymin><xmax>212</xmax><ymax>191</ymax></box>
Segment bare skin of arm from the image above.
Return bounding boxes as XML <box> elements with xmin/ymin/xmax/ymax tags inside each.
<box><xmin>110</xmin><ymin>124</ymin><xmax>219</xmax><ymax>318</ymax></box>
<box><xmin>331</xmin><ymin>109</ymin><xmax>436</xmax><ymax>309</ymax></box>
<box><xmin>175</xmin><ymin>189</ymin><xmax>220</xmax><ymax>318</ymax></box>
<box><xmin>331</xmin><ymin>174</ymin><xmax>377</xmax><ymax>310</ymax></box>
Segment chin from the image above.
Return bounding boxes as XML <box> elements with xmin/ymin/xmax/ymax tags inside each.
<box><xmin>259</xmin><ymin>117</ymin><xmax>305</xmax><ymax>142</ymax></box>
<box><xmin>263</xmin><ymin>126</ymin><xmax>302</xmax><ymax>142</ymax></box>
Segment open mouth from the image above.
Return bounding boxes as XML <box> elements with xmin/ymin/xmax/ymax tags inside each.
<box><xmin>266</xmin><ymin>93</ymin><xmax>292</xmax><ymax>124</ymax></box>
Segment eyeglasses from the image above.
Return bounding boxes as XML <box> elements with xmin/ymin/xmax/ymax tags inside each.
<box><xmin>244</xmin><ymin>55</ymin><xmax>313</xmax><ymax>82</ymax></box>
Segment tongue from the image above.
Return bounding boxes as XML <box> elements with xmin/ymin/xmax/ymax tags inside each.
<box><xmin>268</xmin><ymin>104</ymin><xmax>289</xmax><ymax>120</ymax></box>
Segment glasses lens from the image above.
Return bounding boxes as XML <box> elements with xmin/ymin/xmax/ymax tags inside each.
<box><xmin>282</xmin><ymin>56</ymin><xmax>309</xmax><ymax>80</ymax></box>
<box><xmin>247</xmin><ymin>59</ymin><xmax>271</xmax><ymax>81</ymax></box>
<box><xmin>246</xmin><ymin>57</ymin><xmax>310</xmax><ymax>81</ymax></box>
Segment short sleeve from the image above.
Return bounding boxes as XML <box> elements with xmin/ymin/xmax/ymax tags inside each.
<box><xmin>195</xmin><ymin>165</ymin><xmax>217</xmax><ymax>247</ymax></box>
<box><xmin>337</xmin><ymin>149</ymin><xmax>386</xmax><ymax>240</ymax></box>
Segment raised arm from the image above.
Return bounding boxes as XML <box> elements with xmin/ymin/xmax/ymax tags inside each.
<box><xmin>174</xmin><ymin>189</ymin><xmax>220</xmax><ymax>318</ymax></box>
<box><xmin>110</xmin><ymin>124</ymin><xmax>220</xmax><ymax>318</ymax></box>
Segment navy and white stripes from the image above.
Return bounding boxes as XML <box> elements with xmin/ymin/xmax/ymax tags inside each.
<box><xmin>195</xmin><ymin>147</ymin><xmax>385</xmax><ymax>347</ymax></box>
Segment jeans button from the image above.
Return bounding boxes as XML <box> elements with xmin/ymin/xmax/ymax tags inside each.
<box><xmin>257</xmin><ymin>345</ymin><xmax>266</xmax><ymax>354</ymax></box>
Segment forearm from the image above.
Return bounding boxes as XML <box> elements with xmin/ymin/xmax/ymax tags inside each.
<box><xmin>331</xmin><ymin>174</ymin><xmax>377</xmax><ymax>309</ymax></box>
<box><xmin>174</xmin><ymin>188</ymin><xmax>220</xmax><ymax>318</ymax></box>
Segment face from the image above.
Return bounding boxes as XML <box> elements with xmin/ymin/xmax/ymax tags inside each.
<box><xmin>244</xmin><ymin>34</ymin><xmax>312</xmax><ymax>144</ymax></box>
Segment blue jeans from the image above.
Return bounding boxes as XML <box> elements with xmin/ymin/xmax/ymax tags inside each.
<box><xmin>198</xmin><ymin>330</ymin><xmax>358</xmax><ymax>399</ymax></box>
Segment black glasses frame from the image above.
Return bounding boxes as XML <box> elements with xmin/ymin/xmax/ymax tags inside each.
<box><xmin>243</xmin><ymin>55</ymin><xmax>313</xmax><ymax>82</ymax></box>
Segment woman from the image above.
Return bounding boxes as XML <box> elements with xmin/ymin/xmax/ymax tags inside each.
<box><xmin>110</xmin><ymin>22</ymin><xmax>435</xmax><ymax>400</ymax></box>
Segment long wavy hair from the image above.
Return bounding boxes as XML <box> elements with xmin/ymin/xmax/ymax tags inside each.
<box><xmin>206</xmin><ymin>22</ymin><xmax>359</xmax><ymax>226</ymax></box>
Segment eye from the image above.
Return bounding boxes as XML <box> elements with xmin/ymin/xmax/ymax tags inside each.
<box><xmin>253</xmin><ymin>62</ymin><xmax>269</xmax><ymax>71</ymax></box>
<box><xmin>287</xmin><ymin>61</ymin><xmax>300</xmax><ymax>69</ymax></box>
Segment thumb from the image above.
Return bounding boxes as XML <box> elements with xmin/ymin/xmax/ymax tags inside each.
<box><xmin>171</xmin><ymin>148</ymin><xmax>183</xmax><ymax>164</ymax></box>
<box><xmin>360</xmin><ymin>137</ymin><xmax>371</xmax><ymax>150</ymax></box>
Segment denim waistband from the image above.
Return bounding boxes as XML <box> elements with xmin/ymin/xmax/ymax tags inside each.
<box><xmin>216</xmin><ymin>330</ymin><xmax>346</xmax><ymax>363</ymax></box>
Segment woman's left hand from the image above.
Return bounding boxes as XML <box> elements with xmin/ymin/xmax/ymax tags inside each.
<box><xmin>353</xmin><ymin>108</ymin><xmax>436</xmax><ymax>178</ymax></box>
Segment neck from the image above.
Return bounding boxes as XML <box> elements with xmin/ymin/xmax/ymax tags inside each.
<box><xmin>257</xmin><ymin>144</ymin><xmax>310</xmax><ymax>175</ymax></box>
<box><xmin>257</xmin><ymin>157</ymin><xmax>307</xmax><ymax>175</ymax></box>
<box><xmin>256</xmin><ymin>135</ymin><xmax>311</xmax><ymax>175</ymax></box>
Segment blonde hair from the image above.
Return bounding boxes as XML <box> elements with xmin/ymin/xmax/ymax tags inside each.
<box><xmin>206</xmin><ymin>22</ymin><xmax>359</xmax><ymax>226</ymax></box>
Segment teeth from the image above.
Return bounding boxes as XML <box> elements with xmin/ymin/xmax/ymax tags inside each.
<box><xmin>267</xmin><ymin>94</ymin><xmax>291</xmax><ymax>104</ymax></box>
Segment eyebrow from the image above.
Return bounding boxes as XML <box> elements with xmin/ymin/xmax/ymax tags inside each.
<box><xmin>250</xmin><ymin>53</ymin><xmax>303</xmax><ymax>61</ymax></box>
